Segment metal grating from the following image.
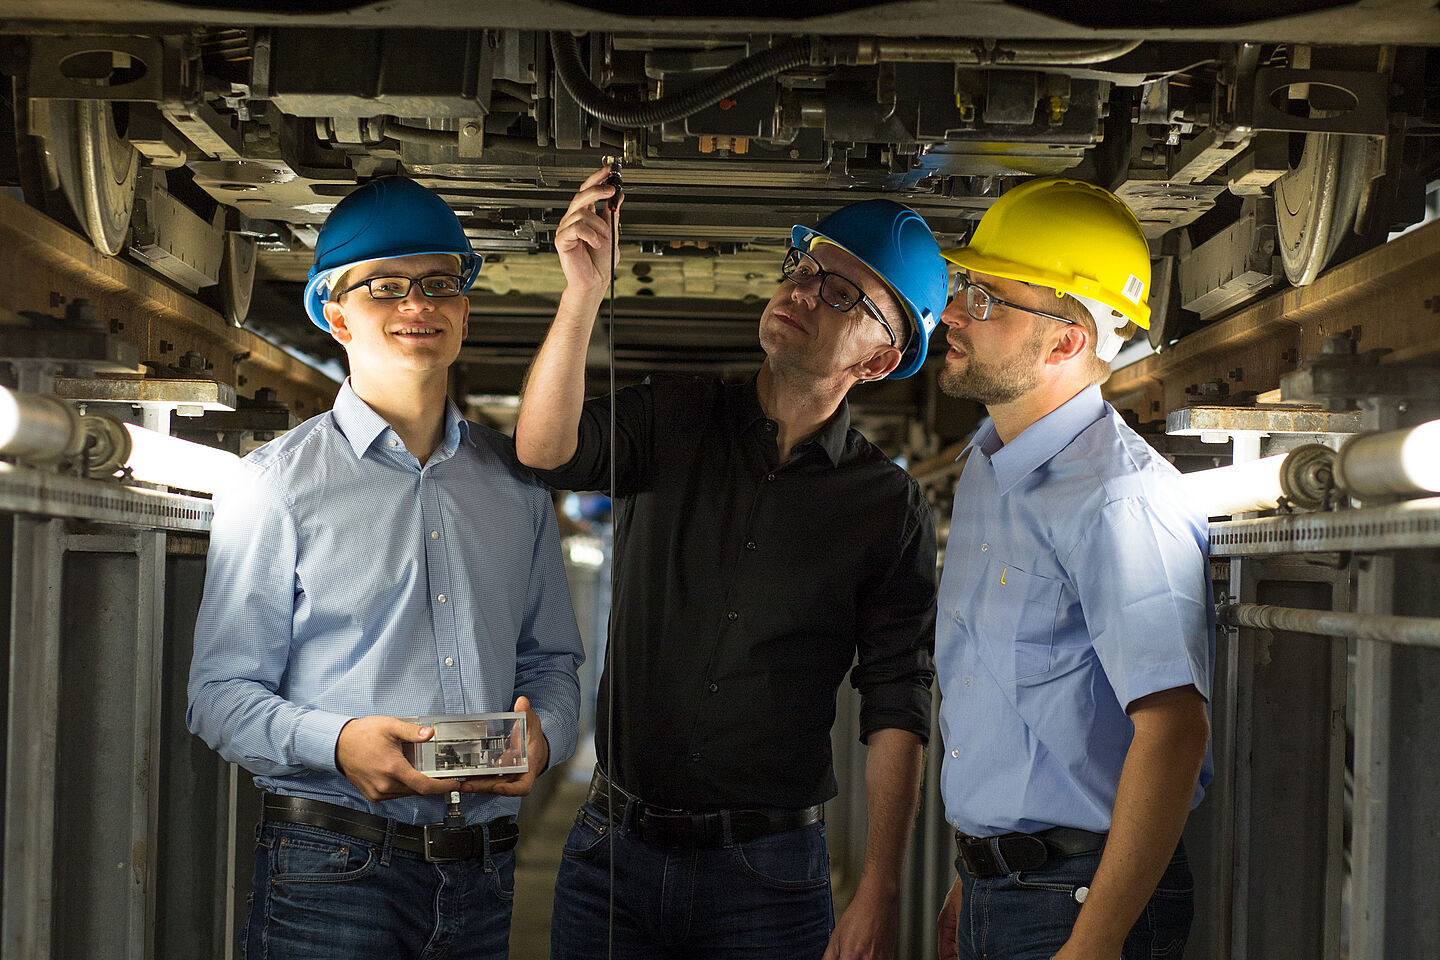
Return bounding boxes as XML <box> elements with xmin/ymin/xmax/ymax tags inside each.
<box><xmin>1210</xmin><ymin>496</ymin><xmax>1440</xmax><ymax>556</ymax></box>
<box><xmin>0</xmin><ymin>462</ymin><xmax>212</xmax><ymax>532</ymax></box>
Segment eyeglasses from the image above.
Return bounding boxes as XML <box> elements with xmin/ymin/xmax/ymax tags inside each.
<box><xmin>781</xmin><ymin>247</ymin><xmax>896</xmax><ymax>347</ymax></box>
<box><xmin>335</xmin><ymin>274</ymin><xmax>467</xmax><ymax>301</ymax></box>
<box><xmin>951</xmin><ymin>274</ymin><xmax>1076</xmax><ymax>326</ymax></box>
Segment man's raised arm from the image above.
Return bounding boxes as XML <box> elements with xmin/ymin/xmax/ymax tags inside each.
<box><xmin>515</xmin><ymin>166</ymin><xmax>622</xmax><ymax>470</ymax></box>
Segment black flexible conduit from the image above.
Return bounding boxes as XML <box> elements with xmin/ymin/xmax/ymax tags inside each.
<box><xmin>550</xmin><ymin>31</ymin><xmax>814</xmax><ymax>129</ymax></box>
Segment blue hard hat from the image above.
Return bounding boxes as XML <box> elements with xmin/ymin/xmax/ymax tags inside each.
<box><xmin>792</xmin><ymin>199</ymin><xmax>948</xmax><ymax>380</ymax></box>
<box><xmin>303</xmin><ymin>177</ymin><xmax>483</xmax><ymax>330</ymax></box>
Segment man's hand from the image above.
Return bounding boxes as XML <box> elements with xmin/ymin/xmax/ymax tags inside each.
<box><xmin>335</xmin><ymin>716</ymin><xmax>465</xmax><ymax>801</ymax></box>
<box><xmin>468</xmin><ymin>695</ymin><xmax>550</xmax><ymax>797</ymax></box>
<box><xmin>824</xmin><ymin>880</ymin><xmax>899</xmax><ymax>960</ymax></box>
<box><xmin>555</xmin><ymin>166</ymin><xmax>623</xmax><ymax>296</ymax></box>
<box><xmin>937</xmin><ymin>877</ymin><xmax>962</xmax><ymax>960</ymax></box>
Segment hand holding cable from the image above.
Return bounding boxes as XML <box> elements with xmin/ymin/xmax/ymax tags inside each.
<box><xmin>554</xmin><ymin>165</ymin><xmax>624</xmax><ymax>298</ymax></box>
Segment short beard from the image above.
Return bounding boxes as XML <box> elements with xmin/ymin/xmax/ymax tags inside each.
<box><xmin>938</xmin><ymin>322</ymin><xmax>1046</xmax><ymax>405</ymax></box>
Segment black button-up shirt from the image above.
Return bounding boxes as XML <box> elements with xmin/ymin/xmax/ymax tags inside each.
<box><xmin>533</xmin><ymin>375</ymin><xmax>937</xmax><ymax>809</ymax></box>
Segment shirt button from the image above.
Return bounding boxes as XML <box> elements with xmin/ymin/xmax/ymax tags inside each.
<box><xmin>745</xmin><ymin>540</ymin><xmax>757</xmax><ymax>550</ymax></box>
<box><xmin>726</xmin><ymin>610</ymin><xmax>738</xmax><ymax>622</ymax></box>
<box><xmin>430</xmin><ymin>530</ymin><xmax>439</xmax><ymax>540</ymax></box>
<box><xmin>688</xmin><ymin>752</ymin><xmax>703</xmax><ymax>763</ymax></box>
<box><xmin>981</xmin><ymin>543</ymin><xmax>989</xmax><ymax>552</ymax></box>
<box><xmin>437</xmin><ymin>594</ymin><xmax>447</xmax><ymax>604</ymax></box>
<box><xmin>708</xmin><ymin>682</ymin><xmax>718</xmax><ymax>693</ymax></box>
<box><xmin>444</xmin><ymin>657</ymin><xmax>454</xmax><ymax>666</ymax></box>
<box><xmin>951</xmin><ymin>749</ymin><xmax>960</xmax><ymax>758</ymax></box>
<box><xmin>764</xmin><ymin>421</ymin><xmax>775</xmax><ymax>432</ymax></box>
<box><xmin>389</xmin><ymin>438</ymin><xmax>400</xmax><ymax>448</ymax></box>
<box><xmin>765</xmin><ymin>473</ymin><xmax>775</xmax><ymax>482</ymax></box>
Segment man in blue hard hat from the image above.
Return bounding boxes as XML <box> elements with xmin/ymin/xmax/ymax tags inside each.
<box><xmin>187</xmin><ymin>177</ymin><xmax>584</xmax><ymax>960</ymax></box>
<box><xmin>517</xmin><ymin>167</ymin><xmax>947</xmax><ymax>960</ymax></box>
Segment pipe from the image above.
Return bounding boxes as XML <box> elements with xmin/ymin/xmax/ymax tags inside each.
<box><xmin>1335</xmin><ymin>421</ymin><xmax>1440</xmax><ymax>500</ymax></box>
<box><xmin>550</xmin><ymin>31</ymin><xmax>814</xmax><ymax>129</ymax></box>
<box><xmin>1179</xmin><ymin>419</ymin><xmax>1440</xmax><ymax>517</ymax></box>
<box><xmin>852</xmin><ymin>38</ymin><xmax>1143</xmax><ymax>65</ymax></box>
<box><xmin>0</xmin><ymin>386</ymin><xmax>84</xmax><ymax>464</ymax></box>
<box><xmin>1218</xmin><ymin>602</ymin><xmax>1440</xmax><ymax>650</ymax></box>
<box><xmin>1178</xmin><ymin>453</ymin><xmax>1288</xmax><ymax>517</ymax></box>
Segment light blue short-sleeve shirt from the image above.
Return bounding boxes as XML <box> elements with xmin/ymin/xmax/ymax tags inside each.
<box><xmin>937</xmin><ymin>385</ymin><xmax>1213</xmax><ymax>837</ymax></box>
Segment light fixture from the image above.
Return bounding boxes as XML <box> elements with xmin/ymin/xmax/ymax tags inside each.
<box><xmin>0</xmin><ymin>384</ymin><xmax>240</xmax><ymax>494</ymax></box>
<box><xmin>1179</xmin><ymin>419</ymin><xmax>1440</xmax><ymax>517</ymax></box>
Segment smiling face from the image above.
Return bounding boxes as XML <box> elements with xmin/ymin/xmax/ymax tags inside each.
<box><xmin>321</xmin><ymin>253</ymin><xmax>470</xmax><ymax>383</ymax></box>
<box><xmin>757</xmin><ymin>242</ymin><xmax>904</xmax><ymax>383</ymax></box>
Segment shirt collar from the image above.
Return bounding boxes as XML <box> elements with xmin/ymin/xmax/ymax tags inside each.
<box><xmin>729</xmin><ymin>374</ymin><xmax>851</xmax><ymax>467</ymax></box>
<box><xmin>986</xmin><ymin>384</ymin><xmax>1107</xmax><ymax>495</ymax></box>
<box><xmin>330</xmin><ymin>378</ymin><xmax>471</xmax><ymax>459</ymax></box>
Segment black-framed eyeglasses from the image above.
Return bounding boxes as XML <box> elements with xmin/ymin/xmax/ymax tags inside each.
<box><xmin>781</xmin><ymin>247</ymin><xmax>896</xmax><ymax>347</ymax></box>
<box><xmin>335</xmin><ymin>274</ymin><xmax>467</xmax><ymax>301</ymax></box>
<box><xmin>951</xmin><ymin>273</ymin><xmax>1076</xmax><ymax>326</ymax></box>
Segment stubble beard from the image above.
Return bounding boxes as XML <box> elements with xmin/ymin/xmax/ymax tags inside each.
<box><xmin>937</xmin><ymin>325</ymin><xmax>1046</xmax><ymax>405</ymax></box>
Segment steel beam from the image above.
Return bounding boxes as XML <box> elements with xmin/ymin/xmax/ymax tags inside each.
<box><xmin>0</xmin><ymin>192</ymin><xmax>337</xmax><ymax>420</ymax></box>
<box><xmin>1106</xmin><ymin>218</ymin><xmax>1440</xmax><ymax>421</ymax></box>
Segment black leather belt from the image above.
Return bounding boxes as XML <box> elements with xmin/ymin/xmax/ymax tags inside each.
<box><xmin>585</xmin><ymin>768</ymin><xmax>822</xmax><ymax>849</ymax></box>
<box><xmin>955</xmin><ymin>826</ymin><xmax>1106</xmax><ymax>878</ymax></box>
<box><xmin>261</xmin><ymin>794</ymin><xmax>519</xmax><ymax>863</ymax></box>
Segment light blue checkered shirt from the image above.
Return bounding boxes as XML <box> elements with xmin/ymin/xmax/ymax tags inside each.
<box><xmin>188</xmin><ymin>380</ymin><xmax>584</xmax><ymax>825</ymax></box>
<box><xmin>937</xmin><ymin>385</ymin><xmax>1214</xmax><ymax>837</ymax></box>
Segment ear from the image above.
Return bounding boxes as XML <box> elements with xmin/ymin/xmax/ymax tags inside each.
<box><xmin>323</xmin><ymin>299</ymin><xmax>353</xmax><ymax>347</ymax></box>
<box><xmin>852</xmin><ymin>344</ymin><xmax>902</xmax><ymax>382</ymax></box>
<box><xmin>1046</xmin><ymin>323</ymin><xmax>1089</xmax><ymax>366</ymax></box>
<box><xmin>460</xmin><ymin>296</ymin><xmax>470</xmax><ymax>340</ymax></box>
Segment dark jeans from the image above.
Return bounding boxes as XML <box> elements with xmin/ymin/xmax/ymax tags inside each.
<box><xmin>550</xmin><ymin>802</ymin><xmax>834</xmax><ymax>959</ymax></box>
<box><xmin>954</xmin><ymin>842</ymin><xmax>1193</xmax><ymax>960</ymax></box>
<box><xmin>241</xmin><ymin>819</ymin><xmax>515</xmax><ymax>960</ymax></box>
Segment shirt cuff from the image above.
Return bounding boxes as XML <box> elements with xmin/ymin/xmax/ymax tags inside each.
<box><xmin>530</xmin><ymin>705</ymin><xmax>577</xmax><ymax>774</ymax></box>
<box><xmin>291</xmin><ymin>708</ymin><xmax>356</xmax><ymax>774</ymax></box>
<box><xmin>858</xmin><ymin>681</ymin><xmax>933</xmax><ymax>745</ymax></box>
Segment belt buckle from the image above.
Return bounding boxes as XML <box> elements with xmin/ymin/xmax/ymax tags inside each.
<box><xmin>422</xmin><ymin>823</ymin><xmax>479</xmax><ymax>862</ymax></box>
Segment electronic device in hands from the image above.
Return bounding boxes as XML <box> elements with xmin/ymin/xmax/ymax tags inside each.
<box><xmin>402</xmin><ymin>712</ymin><xmax>528</xmax><ymax>778</ymax></box>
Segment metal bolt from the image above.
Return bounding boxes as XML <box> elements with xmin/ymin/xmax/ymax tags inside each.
<box><xmin>462</xmin><ymin>122</ymin><xmax>481</xmax><ymax>137</ymax></box>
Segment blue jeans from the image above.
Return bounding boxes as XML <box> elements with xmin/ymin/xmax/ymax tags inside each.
<box><xmin>953</xmin><ymin>842</ymin><xmax>1193</xmax><ymax>960</ymax></box>
<box><xmin>550</xmin><ymin>802</ymin><xmax>834</xmax><ymax>959</ymax></box>
<box><xmin>240</xmin><ymin>819</ymin><xmax>515</xmax><ymax>960</ymax></box>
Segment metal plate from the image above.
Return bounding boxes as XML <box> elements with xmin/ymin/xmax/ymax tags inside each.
<box><xmin>1210</xmin><ymin>496</ymin><xmax>1440</xmax><ymax>556</ymax></box>
<box><xmin>0</xmin><ymin>462</ymin><xmax>213</xmax><ymax>532</ymax></box>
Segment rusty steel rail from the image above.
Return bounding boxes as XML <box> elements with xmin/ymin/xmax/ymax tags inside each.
<box><xmin>1106</xmin><ymin>218</ymin><xmax>1440</xmax><ymax>421</ymax></box>
<box><xmin>0</xmin><ymin>192</ymin><xmax>338</xmax><ymax>418</ymax></box>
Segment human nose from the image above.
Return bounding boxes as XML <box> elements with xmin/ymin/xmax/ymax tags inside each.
<box><xmin>940</xmin><ymin>296</ymin><xmax>971</xmax><ymax>329</ymax></box>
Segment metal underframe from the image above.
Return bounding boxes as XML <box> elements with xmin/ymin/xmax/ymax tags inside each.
<box><xmin>0</xmin><ymin>462</ymin><xmax>213</xmax><ymax>533</ymax></box>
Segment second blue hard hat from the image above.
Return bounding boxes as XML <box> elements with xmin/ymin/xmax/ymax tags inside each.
<box><xmin>303</xmin><ymin>177</ymin><xmax>482</xmax><ymax>330</ymax></box>
<box><xmin>792</xmin><ymin>199</ymin><xmax>948</xmax><ymax>380</ymax></box>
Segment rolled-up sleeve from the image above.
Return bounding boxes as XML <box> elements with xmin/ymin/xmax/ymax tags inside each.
<box><xmin>851</xmin><ymin>484</ymin><xmax>938</xmax><ymax>743</ymax></box>
<box><xmin>513</xmin><ymin>486</ymin><xmax>586</xmax><ymax>770</ymax></box>
<box><xmin>528</xmin><ymin>382</ymin><xmax>654</xmax><ymax>496</ymax></box>
<box><xmin>186</xmin><ymin>462</ymin><xmax>353</xmax><ymax>776</ymax></box>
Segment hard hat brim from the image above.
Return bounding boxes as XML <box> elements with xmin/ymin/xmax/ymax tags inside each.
<box><xmin>941</xmin><ymin>247</ymin><xmax>1151</xmax><ymax>330</ymax></box>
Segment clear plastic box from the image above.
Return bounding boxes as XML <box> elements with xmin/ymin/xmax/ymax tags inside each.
<box><xmin>401</xmin><ymin>712</ymin><xmax>528</xmax><ymax>778</ymax></box>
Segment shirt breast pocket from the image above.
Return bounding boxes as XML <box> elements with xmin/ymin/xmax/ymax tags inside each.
<box><xmin>980</xmin><ymin>560</ymin><xmax>1063</xmax><ymax>683</ymax></box>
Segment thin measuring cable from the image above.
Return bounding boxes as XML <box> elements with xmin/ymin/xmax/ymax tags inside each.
<box><xmin>605</xmin><ymin>194</ymin><xmax>618</xmax><ymax>960</ymax></box>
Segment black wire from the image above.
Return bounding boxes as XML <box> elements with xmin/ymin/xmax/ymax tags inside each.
<box><xmin>606</xmin><ymin>197</ymin><xmax>617</xmax><ymax>960</ymax></box>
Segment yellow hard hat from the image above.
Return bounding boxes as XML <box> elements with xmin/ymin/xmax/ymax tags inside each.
<box><xmin>941</xmin><ymin>178</ymin><xmax>1152</xmax><ymax>332</ymax></box>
